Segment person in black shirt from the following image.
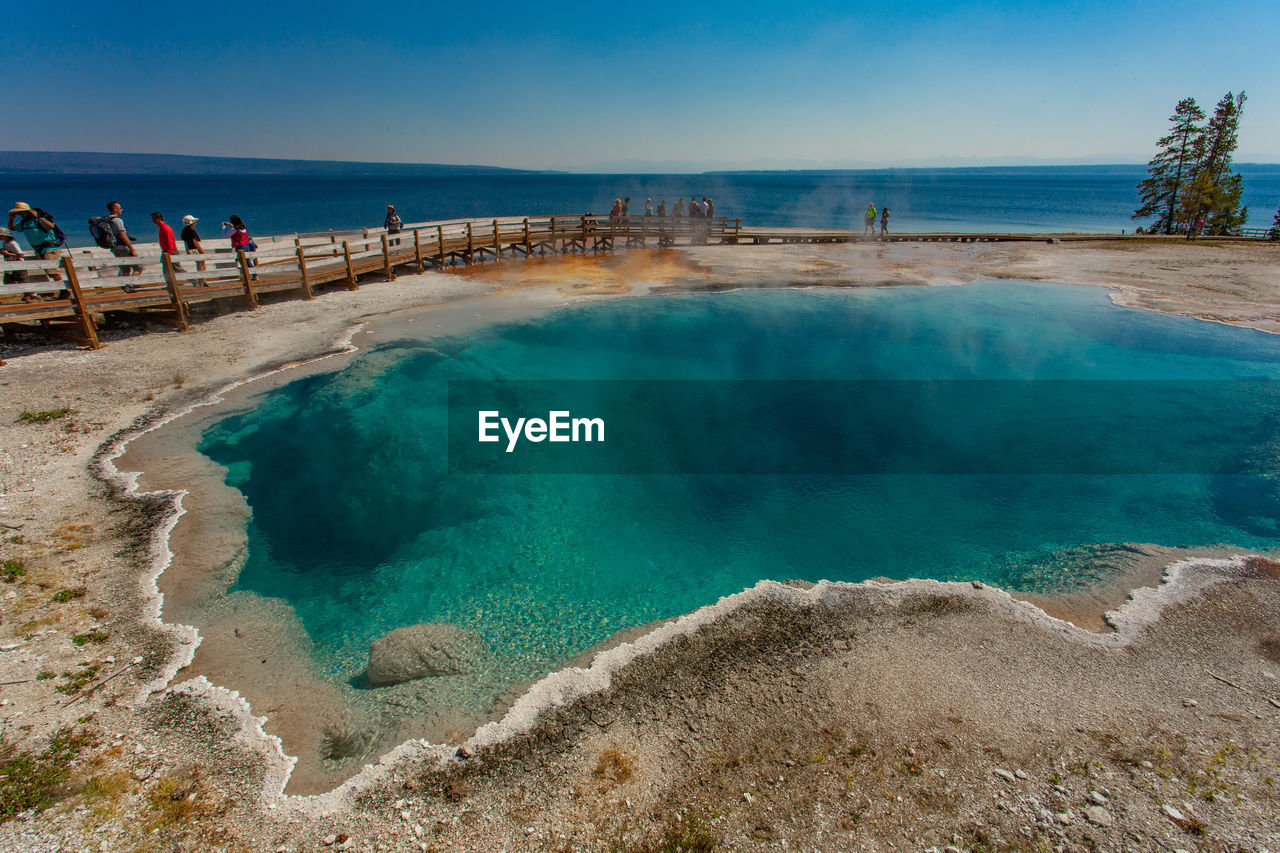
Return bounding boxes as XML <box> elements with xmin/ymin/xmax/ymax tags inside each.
<box><xmin>180</xmin><ymin>215</ymin><xmax>203</xmax><ymax>253</ymax></box>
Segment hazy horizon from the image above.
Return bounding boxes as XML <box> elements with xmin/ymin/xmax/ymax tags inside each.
<box><xmin>4</xmin><ymin>150</ymin><xmax>1280</xmax><ymax>177</ymax></box>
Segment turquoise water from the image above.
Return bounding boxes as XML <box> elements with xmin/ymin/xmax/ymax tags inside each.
<box><xmin>198</xmin><ymin>282</ymin><xmax>1280</xmax><ymax>686</ymax></box>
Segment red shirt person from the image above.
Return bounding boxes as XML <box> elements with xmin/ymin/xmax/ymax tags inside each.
<box><xmin>152</xmin><ymin>212</ymin><xmax>177</xmax><ymax>254</ymax></box>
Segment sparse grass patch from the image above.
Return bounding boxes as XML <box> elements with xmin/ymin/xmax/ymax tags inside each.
<box><xmin>55</xmin><ymin>662</ymin><xmax>102</xmax><ymax>696</ymax></box>
<box><xmin>16</xmin><ymin>408</ymin><xmax>72</xmax><ymax>423</ymax></box>
<box><xmin>0</xmin><ymin>727</ymin><xmax>94</xmax><ymax>822</ymax></box>
<box><xmin>35</xmin><ymin>671</ymin><xmax>55</xmax><ymax>681</ymax></box>
<box><xmin>614</xmin><ymin>812</ymin><xmax>719</xmax><ymax>853</ymax></box>
<box><xmin>72</xmin><ymin>630</ymin><xmax>108</xmax><ymax>647</ymax></box>
<box><xmin>1</xmin><ymin>558</ymin><xmax>25</xmax><ymax>583</ymax></box>
<box><xmin>594</xmin><ymin>748</ymin><xmax>636</xmax><ymax>787</ymax></box>
<box><xmin>52</xmin><ymin>587</ymin><xmax>85</xmax><ymax>603</ymax></box>
<box><xmin>146</xmin><ymin>775</ymin><xmax>203</xmax><ymax>829</ymax></box>
<box><xmin>82</xmin><ymin>770</ymin><xmax>133</xmax><ymax>812</ymax></box>
<box><xmin>172</xmin><ymin>370</ymin><xmax>185</xmax><ymax>389</ymax></box>
<box><xmin>52</xmin><ymin>523</ymin><xmax>92</xmax><ymax>551</ymax></box>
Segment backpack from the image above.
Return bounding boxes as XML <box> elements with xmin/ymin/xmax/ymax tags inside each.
<box><xmin>32</xmin><ymin>208</ymin><xmax>68</xmax><ymax>246</ymax></box>
<box><xmin>88</xmin><ymin>216</ymin><xmax>118</xmax><ymax>249</ymax></box>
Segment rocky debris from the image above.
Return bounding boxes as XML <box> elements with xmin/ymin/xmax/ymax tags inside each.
<box><xmin>993</xmin><ymin>768</ymin><xmax>1018</xmax><ymax>783</ymax></box>
<box><xmin>1088</xmin><ymin>789</ymin><xmax>1108</xmax><ymax>805</ymax></box>
<box><xmin>364</xmin><ymin>622</ymin><xmax>489</xmax><ymax>686</ymax></box>
<box><xmin>1084</xmin><ymin>805</ymin><xmax>1113</xmax><ymax>827</ymax></box>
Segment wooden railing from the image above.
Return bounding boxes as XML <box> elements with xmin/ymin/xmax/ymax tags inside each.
<box><xmin>0</xmin><ymin>215</ymin><xmax>743</xmax><ymax>349</ymax></box>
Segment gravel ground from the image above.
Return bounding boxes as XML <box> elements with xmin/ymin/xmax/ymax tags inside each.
<box><xmin>2</xmin><ymin>240</ymin><xmax>1279</xmax><ymax>852</ymax></box>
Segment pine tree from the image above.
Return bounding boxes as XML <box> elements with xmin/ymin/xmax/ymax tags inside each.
<box><xmin>1133</xmin><ymin>97</ymin><xmax>1205</xmax><ymax>234</ymax></box>
<box><xmin>1178</xmin><ymin>91</ymin><xmax>1248</xmax><ymax>235</ymax></box>
<box><xmin>1270</xmin><ymin>203</ymin><xmax>1280</xmax><ymax>240</ymax></box>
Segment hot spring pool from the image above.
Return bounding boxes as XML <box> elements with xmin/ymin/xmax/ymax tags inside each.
<box><xmin>196</xmin><ymin>281</ymin><xmax>1280</xmax><ymax>699</ymax></box>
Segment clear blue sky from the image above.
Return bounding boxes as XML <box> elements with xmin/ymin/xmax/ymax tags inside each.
<box><xmin>11</xmin><ymin>0</ymin><xmax>1279</xmax><ymax>170</ymax></box>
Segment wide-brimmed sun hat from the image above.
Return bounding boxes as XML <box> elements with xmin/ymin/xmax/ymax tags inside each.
<box><xmin>182</xmin><ymin>214</ymin><xmax>198</xmax><ymax>225</ymax></box>
<box><xmin>9</xmin><ymin>202</ymin><xmax>32</xmax><ymax>216</ymax></box>
<box><xmin>0</xmin><ymin>226</ymin><xmax>11</xmax><ymax>238</ymax></box>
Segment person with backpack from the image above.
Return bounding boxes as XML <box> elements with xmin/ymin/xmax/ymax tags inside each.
<box><xmin>863</xmin><ymin>202</ymin><xmax>877</xmax><ymax>236</ymax></box>
<box><xmin>7</xmin><ymin>202</ymin><xmax>63</xmax><ymax>282</ymax></box>
<box><xmin>384</xmin><ymin>204</ymin><xmax>402</xmax><ymax>247</ymax></box>
<box><xmin>105</xmin><ymin>201</ymin><xmax>140</xmax><ymax>279</ymax></box>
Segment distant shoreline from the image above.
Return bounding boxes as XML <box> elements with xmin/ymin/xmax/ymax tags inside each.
<box><xmin>4</xmin><ymin>150</ymin><xmax>1278</xmax><ymax>177</ymax></box>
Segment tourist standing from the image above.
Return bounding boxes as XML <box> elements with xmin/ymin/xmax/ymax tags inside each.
<box><xmin>656</xmin><ymin>200</ymin><xmax>667</xmax><ymax>217</ymax></box>
<box><xmin>863</xmin><ymin>202</ymin><xmax>877</xmax><ymax>236</ymax></box>
<box><xmin>7</xmin><ymin>203</ymin><xmax>62</xmax><ymax>266</ymax></box>
<box><xmin>181</xmin><ymin>215</ymin><xmax>204</xmax><ymax>253</ymax></box>
<box><xmin>153</xmin><ymin>213</ymin><xmax>177</xmax><ymax>257</ymax></box>
<box><xmin>385</xmin><ymin>204</ymin><xmax>402</xmax><ymax>246</ymax></box>
<box><xmin>705</xmin><ymin>197</ymin><xmax>715</xmax><ymax>218</ymax></box>
<box><xmin>223</xmin><ymin>215</ymin><xmax>257</xmax><ymax>269</ymax></box>
<box><xmin>673</xmin><ymin>198</ymin><xmax>685</xmax><ymax>217</ymax></box>
<box><xmin>105</xmin><ymin>201</ymin><xmax>140</xmax><ymax>278</ymax></box>
<box><xmin>622</xmin><ymin>197</ymin><xmax>631</xmax><ymax>216</ymax></box>
<box><xmin>222</xmin><ymin>215</ymin><xmax>254</xmax><ymax>250</ymax></box>
<box><xmin>644</xmin><ymin>198</ymin><xmax>653</xmax><ymax>216</ymax></box>
<box><xmin>880</xmin><ymin>207</ymin><xmax>890</xmax><ymax>236</ymax></box>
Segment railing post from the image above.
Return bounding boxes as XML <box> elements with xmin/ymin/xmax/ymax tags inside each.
<box><xmin>465</xmin><ymin>222</ymin><xmax>474</xmax><ymax>264</ymax></box>
<box><xmin>492</xmin><ymin>219</ymin><xmax>501</xmax><ymax>261</ymax></box>
<box><xmin>342</xmin><ymin>240</ymin><xmax>357</xmax><ymax>288</ymax></box>
<box><xmin>523</xmin><ymin>217</ymin><xmax>530</xmax><ymax>255</ymax></box>
<box><xmin>329</xmin><ymin>229</ymin><xmax>336</xmax><ymax>244</ymax></box>
<box><xmin>580</xmin><ymin>214</ymin><xmax>587</xmax><ymax>251</ymax></box>
<box><xmin>550</xmin><ymin>217</ymin><xmax>556</xmax><ymax>254</ymax></box>
<box><xmin>60</xmin><ymin>255</ymin><xmax>100</xmax><ymax>349</ymax></box>
<box><xmin>381</xmin><ymin>234</ymin><xmax>395</xmax><ymax>280</ymax></box>
<box><xmin>161</xmin><ymin>253</ymin><xmax>190</xmax><ymax>330</ymax></box>
<box><xmin>238</xmin><ymin>250</ymin><xmax>258</xmax><ymax>308</ymax></box>
<box><xmin>296</xmin><ymin>246</ymin><xmax>314</xmax><ymax>299</ymax></box>
<box><xmin>437</xmin><ymin>225</ymin><xmax>447</xmax><ymax>267</ymax></box>
<box><xmin>413</xmin><ymin>229</ymin><xmax>424</xmax><ymax>271</ymax></box>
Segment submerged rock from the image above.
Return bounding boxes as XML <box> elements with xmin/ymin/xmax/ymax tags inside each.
<box><xmin>365</xmin><ymin>623</ymin><xmax>488</xmax><ymax>685</ymax></box>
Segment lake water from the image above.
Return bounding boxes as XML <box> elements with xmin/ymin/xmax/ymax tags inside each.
<box><xmin>195</xmin><ymin>282</ymin><xmax>1280</xmax><ymax>693</ymax></box>
<box><xmin>5</xmin><ymin>165</ymin><xmax>1279</xmax><ymax>247</ymax></box>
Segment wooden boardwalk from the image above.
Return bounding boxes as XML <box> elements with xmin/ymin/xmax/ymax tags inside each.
<box><xmin>0</xmin><ymin>213</ymin><xmax>1263</xmax><ymax>350</ymax></box>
